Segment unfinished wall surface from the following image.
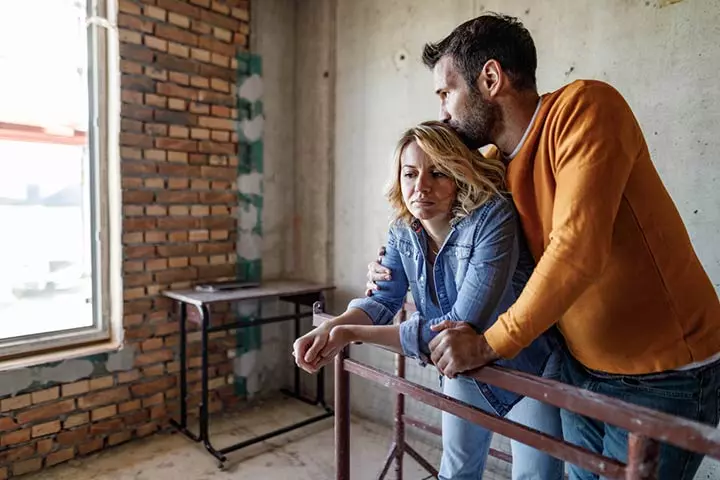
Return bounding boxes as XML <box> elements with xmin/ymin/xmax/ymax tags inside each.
<box><xmin>0</xmin><ymin>1</ymin><xmax>250</xmax><ymax>478</ymax></box>
<box><xmin>330</xmin><ymin>0</ymin><xmax>720</xmax><ymax>477</ymax></box>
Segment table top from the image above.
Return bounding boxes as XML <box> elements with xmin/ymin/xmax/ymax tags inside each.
<box><xmin>162</xmin><ymin>279</ymin><xmax>335</xmax><ymax>306</ymax></box>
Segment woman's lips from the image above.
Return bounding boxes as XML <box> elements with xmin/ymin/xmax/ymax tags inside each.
<box><xmin>413</xmin><ymin>200</ymin><xmax>434</xmax><ymax>207</ymax></box>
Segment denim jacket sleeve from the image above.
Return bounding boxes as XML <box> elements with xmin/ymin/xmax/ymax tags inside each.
<box><xmin>347</xmin><ymin>226</ymin><xmax>409</xmax><ymax>325</ymax></box>
<box><xmin>399</xmin><ymin>198</ymin><xmax>519</xmax><ymax>362</ymax></box>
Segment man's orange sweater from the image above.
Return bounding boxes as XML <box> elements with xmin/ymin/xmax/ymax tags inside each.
<box><xmin>484</xmin><ymin>80</ymin><xmax>720</xmax><ymax>374</ymax></box>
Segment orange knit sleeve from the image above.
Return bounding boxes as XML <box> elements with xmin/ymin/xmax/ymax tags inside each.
<box><xmin>485</xmin><ymin>81</ymin><xmax>643</xmax><ymax>359</ymax></box>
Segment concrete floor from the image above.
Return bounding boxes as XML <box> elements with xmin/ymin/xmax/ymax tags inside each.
<box><xmin>26</xmin><ymin>397</ymin><xmax>511</xmax><ymax>480</ymax></box>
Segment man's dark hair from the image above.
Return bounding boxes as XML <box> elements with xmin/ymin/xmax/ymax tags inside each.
<box><xmin>422</xmin><ymin>13</ymin><xmax>537</xmax><ymax>92</ymax></box>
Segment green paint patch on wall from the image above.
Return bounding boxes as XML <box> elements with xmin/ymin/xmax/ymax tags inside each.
<box><xmin>234</xmin><ymin>51</ymin><xmax>264</xmax><ymax>396</ymax></box>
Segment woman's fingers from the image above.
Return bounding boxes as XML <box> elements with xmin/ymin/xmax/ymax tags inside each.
<box><xmin>304</xmin><ymin>332</ymin><xmax>328</xmax><ymax>363</ymax></box>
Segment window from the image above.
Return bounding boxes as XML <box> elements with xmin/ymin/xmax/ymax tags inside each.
<box><xmin>0</xmin><ymin>0</ymin><xmax>122</xmax><ymax>365</ymax></box>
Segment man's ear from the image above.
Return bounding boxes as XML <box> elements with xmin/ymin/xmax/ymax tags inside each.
<box><xmin>478</xmin><ymin>59</ymin><xmax>504</xmax><ymax>98</ymax></box>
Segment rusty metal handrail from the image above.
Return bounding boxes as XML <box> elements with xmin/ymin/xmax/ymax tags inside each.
<box><xmin>311</xmin><ymin>304</ymin><xmax>720</xmax><ymax>479</ymax></box>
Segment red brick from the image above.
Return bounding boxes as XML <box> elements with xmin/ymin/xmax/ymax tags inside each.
<box><xmin>200</xmin><ymin>191</ymin><xmax>235</xmax><ymax>204</ymax></box>
<box><xmin>157</xmin><ymin>0</ymin><xmax>201</xmax><ymax>18</ymax></box>
<box><xmin>124</xmin><ymin>217</ymin><xmax>157</xmax><ymax>231</ymax></box>
<box><xmin>118</xmin><ymin>13</ymin><xmax>154</xmax><ymax>34</ymax></box>
<box><xmin>46</xmin><ymin>448</ymin><xmax>75</xmax><ymax>467</ymax></box>
<box><xmin>90</xmin><ymin>376</ymin><xmax>115</xmax><ymax>391</ymax></box>
<box><xmin>31</xmin><ymin>420</ymin><xmax>61</xmax><ymax>438</ymax></box>
<box><xmin>36</xmin><ymin>438</ymin><xmax>53</xmax><ymax>455</ymax></box>
<box><xmin>124</xmin><ymin>408</ymin><xmax>150</xmax><ymax>426</ymax></box>
<box><xmin>199</xmin><ymin>141</ymin><xmax>235</xmax><ymax>155</ymax></box>
<box><xmin>145</xmin><ymin>66</ymin><xmax>168</xmax><ymax>81</ymax></box>
<box><xmin>12</xmin><ymin>458</ymin><xmax>42</xmax><ymax>476</ymax></box>
<box><xmin>78</xmin><ymin>437</ymin><xmax>104</xmax><ymax>456</ymax></box>
<box><xmin>57</xmin><ymin>426</ymin><xmax>89</xmax><ymax>446</ymax></box>
<box><xmin>142</xmin><ymin>393</ymin><xmax>164</xmax><ymax>407</ymax></box>
<box><xmin>0</xmin><ymin>416</ymin><xmax>18</xmax><ymax>430</ymax></box>
<box><xmin>90</xmin><ymin>418</ymin><xmax>124</xmax><ymax>436</ymax></box>
<box><xmin>169</xmin><ymin>72</ymin><xmax>190</xmax><ymax>85</ymax></box>
<box><xmin>121</xmin><ymin>132</ymin><xmax>154</xmax><ymax>148</ymax></box>
<box><xmin>154</xmin><ymin>53</ymin><xmax>200</xmax><ymax>75</ymax></box>
<box><xmin>64</xmin><ymin>413</ymin><xmax>90</xmax><ymax>429</ymax></box>
<box><xmin>131</xmin><ymin>377</ymin><xmax>175</xmax><ymax>397</ymax></box>
<box><xmin>198</xmin><ymin>116</ymin><xmax>233</xmax><ymax>130</ymax></box>
<box><xmin>1</xmin><ymin>394</ymin><xmax>31</xmax><ymax>412</ymax></box>
<box><xmin>211</xmin><ymin>0</ymin><xmax>230</xmax><ymax>14</ymax></box>
<box><xmin>190</xmin><ymin>20</ymin><xmax>212</xmax><ymax>35</ymax></box>
<box><xmin>119</xmin><ymin>0</ymin><xmax>141</xmax><ymax>15</ymax></box>
<box><xmin>16</xmin><ymin>399</ymin><xmax>75</xmax><ymax>424</ymax></box>
<box><xmin>157</xmin><ymin>82</ymin><xmax>197</xmax><ymax>100</ymax></box>
<box><xmin>134</xmin><ymin>349</ymin><xmax>174</xmax><ymax>366</ymax></box>
<box><xmin>118</xmin><ymin>371</ymin><xmax>142</xmax><ymax>385</ymax></box>
<box><xmin>119</xmin><ymin>399</ymin><xmax>142</xmax><ymax>414</ymax></box>
<box><xmin>155</xmin><ymin>138</ymin><xmax>197</xmax><ymax>152</ymax></box>
<box><xmin>154</xmin><ymin>23</ymin><xmax>199</xmax><ymax>47</ymax></box>
<box><xmin>108</xmin><ymin>431</ymin><xmax>133</xmax><ymax>446</ymax></box>
<box><xmin>200</xmin><ymin>8</ymin><xmax>240</xmax><ymax>31</ymax></box>
<box><xmin>62</xmin><ymin>381</ymin><xmax>89</xmax><ymax>399</ymax></box>
<box><xmin>92</xmin><ymin>405</ymin><xmax>118</xmax><ymax>421</ymax></box>
<box><xmin>0</xmin><ymin>444</ymin><xmax>34</xmax><ymax>463</ymax></box>
<box><xmin>1</xmin><ymin>428</ymin><xmax>30</xmax><ymax>446</ymax></box>
<box><xmin>136</xmin><ymin>422</ymin><xmax>158</xmax><ymax>438</ymax></box>
<box><xmin>120</xmin><ymin>44</ymin><xmax>154</xmax><ymax>63</ymax></box>
<box><xmin>78</xmin><ymin>387</ymin><xmax>130</xmax><ymax>410</ymax></box>
<box><xmin>125</xmin><ymin>299</ymin><xmax>154</xmax><ymax>315</ymax></box>
<box><xmin>168</xmin><ymin>98</ymin><xmax>187</xmax><ymax>111</ymax></box>
<box><xmin>156</xmin><ymin>190</ymin><xmax>199</xmax><ymax>204</ymax></box>
<box><xmin>122</xmin><ymin>104</ymin><xmax>154</xmax><ymax>121</ymax></box>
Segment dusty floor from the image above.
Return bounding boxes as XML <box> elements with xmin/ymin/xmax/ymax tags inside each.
<box><xmin>25</xmin><ymin>397</ymin><xmax>511</xmax><ymax>480</ymax></box>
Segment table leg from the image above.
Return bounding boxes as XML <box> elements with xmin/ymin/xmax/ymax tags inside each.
<box><xmin>197</xmin><ymin>305</ymin><xmax>228</xmax><ymax>468</ymax></box>
<box><xmin>179</xmin><ymin>302</ymin><xmax>188</xmax><ymax>429</ymax></box>
<box><xmin>294</xmin><ymin>302</ymin><xmax>301</xmax><ymax>396</ymax></box>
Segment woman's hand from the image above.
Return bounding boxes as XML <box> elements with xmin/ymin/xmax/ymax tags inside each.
<box><xmin>292</xmin><ymin>324</ymin><xmax>332</xmax><ymax>374</ymax></box>
<box><xmin>317</xmin><ymin>325</ymin><xmax>354</xmax><ymax>363</ymax></box>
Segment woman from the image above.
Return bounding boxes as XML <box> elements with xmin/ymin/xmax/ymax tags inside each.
<box><xmin>293</xmin><ymin>121</ymin><xmax>563</xmax><ymax>480</ymax></box>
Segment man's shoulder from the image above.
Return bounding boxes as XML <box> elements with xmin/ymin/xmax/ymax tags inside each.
<box><xmin>548</xmin><ymin>79</ymin><xmax>628</xmax><ymax>109</ymax></box>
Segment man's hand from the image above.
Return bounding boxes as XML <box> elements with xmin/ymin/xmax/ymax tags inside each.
<box><xmin>292</xmin><ymin>325</ymin><xmax>332</xmax><ymax>374</ymax></box>
<box><xmin>365</xmin><ymin>246</ymin><xmax>390</xmax><ymax>296</ymax></box>
<box><xmin>429</xmin><ymin>320</ymin><xmax>500</xmax><ymax>378</ymax></box>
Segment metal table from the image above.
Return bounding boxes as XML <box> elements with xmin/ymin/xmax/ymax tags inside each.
<box><xmin>163</xmin><ymin>280</ymin><xmax>336</xmax><ymax>469</ymax></box>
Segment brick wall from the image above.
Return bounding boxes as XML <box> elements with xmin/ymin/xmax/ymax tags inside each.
<box><xmin>0</xmin><ymin>0</ymin><xmax>249</xmax><ymax>477</ymax></box>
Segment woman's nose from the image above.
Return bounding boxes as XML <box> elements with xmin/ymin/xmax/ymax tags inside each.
<box><xmin>416</xmin><ymin>175</ymin><xmax>431</xmax><ymax>193</ymax></box>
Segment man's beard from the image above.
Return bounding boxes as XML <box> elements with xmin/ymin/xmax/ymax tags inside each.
<box><xmin>449</xmin><ymin>90</ymin><xmax>500</xmax><ymax>150</ymax></box>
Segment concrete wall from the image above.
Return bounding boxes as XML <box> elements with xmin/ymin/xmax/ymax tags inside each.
<box><xmin>329</xmin><ymin>0</ymin><xmax>720</xmax><ymax>477</ymax></box>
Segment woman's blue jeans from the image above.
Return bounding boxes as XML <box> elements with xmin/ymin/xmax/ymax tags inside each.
<box><xmin>439</xmin><ymin>351</ymin><xmax>565</xmax><ymax>480</ymax></box>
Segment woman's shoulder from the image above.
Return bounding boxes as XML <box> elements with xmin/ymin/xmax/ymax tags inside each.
<box><xmin>464</xmin><ymin>193</ymin><xmax>517</xmax><ymax>226</ymax></box>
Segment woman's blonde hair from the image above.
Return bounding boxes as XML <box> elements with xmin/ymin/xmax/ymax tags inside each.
<box><xmin>386</xmin><ymin>120</ymin><xmax>506</xmax><ymax>225</ymax></box>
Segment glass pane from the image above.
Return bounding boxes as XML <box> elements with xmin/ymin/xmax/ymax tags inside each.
<box><xmin>0</xmin><ymin>0</ymin><xmax>94</xmax><ymax>340</ymax></box>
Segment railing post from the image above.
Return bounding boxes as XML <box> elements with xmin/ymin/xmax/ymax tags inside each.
<box><xmin>393</xmin><ymin>307</ymin><xmax>407</xmax><ymax>479</ymax></box>
<box><xmin>336</xmin><ymin>345</ymin><xmax>350</xmax><ymax>480</ymax></box>
<box><xmin>626</xmin><ymin>433</ymin><xmax>660</xmax><ymax>480</ymax></box>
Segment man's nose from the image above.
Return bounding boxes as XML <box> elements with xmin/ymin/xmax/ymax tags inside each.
<box><xmin>439</xmin><ymin>105</ymin><xmax>450</xmax><ymax>123</ymax></box>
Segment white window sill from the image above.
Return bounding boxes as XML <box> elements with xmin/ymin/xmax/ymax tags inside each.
<box><xmin>0</xmin><ymin>337</ymin><xmax>123</xmax><ymax>373</ymax></box>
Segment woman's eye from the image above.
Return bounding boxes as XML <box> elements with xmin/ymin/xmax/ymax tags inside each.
<box><xmin>403</xmin><ymin>172</ymin><xmax>416</xmax><ymax>178</ymax></box>
<box><xmin>432</xmin><ymin>171</ymin><xmax>447</xmax><ymax>178</ymax></box>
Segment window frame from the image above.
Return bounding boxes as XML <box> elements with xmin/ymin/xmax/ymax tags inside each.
<box><xmin>0</xmin><ymin>0</ymin><xmax>123</xmax><ymax>368</ymax></box>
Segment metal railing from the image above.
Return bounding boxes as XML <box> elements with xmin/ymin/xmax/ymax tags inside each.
<box><xmin>311</xmin><ymin>302</ymin><xmax>720</xmax><ymax>480</ymax></box>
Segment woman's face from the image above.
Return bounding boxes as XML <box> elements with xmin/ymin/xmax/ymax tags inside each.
<box><xmin>400</xmin><ymin>142</ymin><xmax>457</xmax><ymax>222</ymax></box>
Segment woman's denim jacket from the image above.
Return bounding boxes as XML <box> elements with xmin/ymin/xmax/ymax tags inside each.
<box><xmin>348</xmin><ymin>194</ymin><xmax>559</xmax><ymax>416</ymax></box>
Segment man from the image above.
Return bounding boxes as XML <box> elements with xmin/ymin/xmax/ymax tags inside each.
<box><xmin>366</xmin><ymin>13</ymin><xmax>720</xmax><ymax>480</ymax></box>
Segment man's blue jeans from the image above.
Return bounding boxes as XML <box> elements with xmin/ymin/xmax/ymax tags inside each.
<box><xmin>439</xmin><ymin>351</ymin><xmax>565</xmax><ymax>480</ymax></box>
<box><xmin>560</xmin><ymin>351</ymin><xmax>720</xmax><ymax>480</ymax></box>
